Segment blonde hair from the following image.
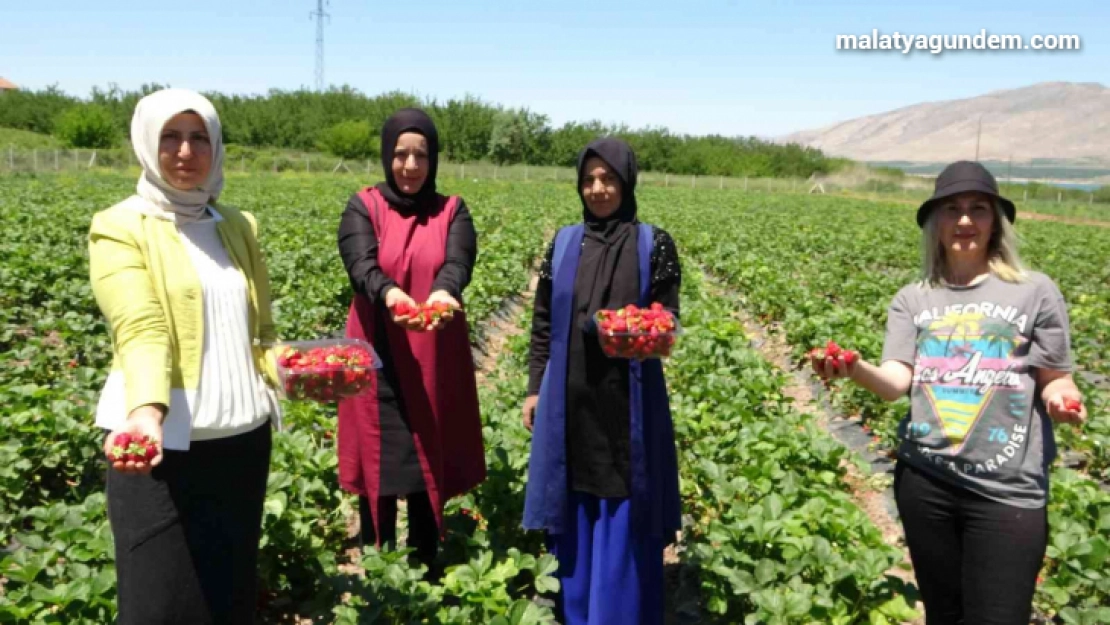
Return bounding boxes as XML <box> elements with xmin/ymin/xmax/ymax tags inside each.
<box><xmin>921</xmin><ymin>200</ymin><xmax>1027</xmax><ymax>287</ymax></box>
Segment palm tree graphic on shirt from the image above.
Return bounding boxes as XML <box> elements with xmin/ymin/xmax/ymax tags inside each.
<box><xmin>914</xmin><ymin>311</ymin><xmax>1023</xmax><ymax>449</ymax></box>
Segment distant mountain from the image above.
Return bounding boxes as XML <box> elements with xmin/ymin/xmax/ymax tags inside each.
<box><xmin>781</xmin><ymin>82</ymin><xmax>1109</xmax><ymax>165</ymax></box>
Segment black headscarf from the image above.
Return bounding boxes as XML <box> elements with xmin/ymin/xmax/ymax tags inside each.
<box><xmin>376</xmin><ymin>108</ymin><xmax>440</xmax><ymax>212</ymax></box>
<box><xmin>577</xmin><ymin>137</ymin><xmax>638</xmax><ymax>231</ymax></box>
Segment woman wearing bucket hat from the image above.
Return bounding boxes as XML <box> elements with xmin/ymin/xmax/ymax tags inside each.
<box><xmin>812</xmin><ymin>161</ymin><xmax>1086</xmax><ymax>624</ymax></box>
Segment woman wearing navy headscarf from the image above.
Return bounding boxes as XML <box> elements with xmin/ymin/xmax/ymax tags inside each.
<box><xmin>522</xmin><ymin>138</ymin><xmax>682</xmax><ymax>625</ymax></box>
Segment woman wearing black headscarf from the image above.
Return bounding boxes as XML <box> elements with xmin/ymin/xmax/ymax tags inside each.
<box><xmin>336</xmin><ymin>109</ymin><xmax>486</xmax><ymax>572</ymax></box>
<box><xmin>523</xmin><ymin>138</ymin><xmax>682</xmax><ymax>625</ymax></box>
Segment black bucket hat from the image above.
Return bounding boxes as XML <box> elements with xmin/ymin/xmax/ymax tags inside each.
<box><xmin>917</xmin><ymin>161</ymin><xmax>1016</xmax><ymax>227</ymax></box>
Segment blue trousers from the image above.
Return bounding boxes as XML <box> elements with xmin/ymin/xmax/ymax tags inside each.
<box><xmin>546</xmin><ymin>492</ymin><xmax>665</xmax><ymax>625</ymax></box>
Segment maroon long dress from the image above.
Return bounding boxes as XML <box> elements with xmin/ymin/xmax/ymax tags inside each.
<box><xmin>337</xmin><ymin>186</ymin><xmax>486</xmax><ymax>539</ymax></box>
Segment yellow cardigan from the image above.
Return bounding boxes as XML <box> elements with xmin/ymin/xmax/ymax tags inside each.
<box><xmin>89</xmin><ymin>200</ymin><xmax>280</xmax><ymax>416</ymax></box>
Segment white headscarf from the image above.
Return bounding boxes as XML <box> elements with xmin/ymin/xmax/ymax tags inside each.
<box><xmin>128</xmin><ymin>88</ymin><xmax>225</xmax><ymax>224</ymax></box>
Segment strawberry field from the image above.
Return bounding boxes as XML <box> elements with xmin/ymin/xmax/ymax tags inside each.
<box><xmin>1</xmin><ymin>172</ymin><xmax>1108</xmax><ymax>624</ymax></box>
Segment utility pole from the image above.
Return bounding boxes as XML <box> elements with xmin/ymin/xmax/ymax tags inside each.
<box><xmin>974</xmin><ymin>115</ymin><xmax>982</xmax><ymax>162</ymax></box>
<box><xmin>311</xmin><ymin>0</ymin><xmax>330</xmax><ymax>92</ymax></box>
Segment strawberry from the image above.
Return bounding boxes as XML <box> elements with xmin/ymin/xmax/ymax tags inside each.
<box><xmin>391</xmin><ymin>301</ymin><xmax>459</xmax><ymax>331</ymax></box>
<box><xmin>391</xmin><ymin>302</ymin><xmax>416</xmax><ymax>318</ymax></box>
<box><xmin>811</xmin><ymin>341</ymin><xmax>859</xmax><ymax>370</ymax></box>
<box><xmin>107</xmin><ymin>432</ymin><xmax>159</xmax><ymax>464</ymax></box>
<box><xmin>1064</xmin><ymin>398</ymin><xmax>1082</xmax><ymax>412</ymax></box>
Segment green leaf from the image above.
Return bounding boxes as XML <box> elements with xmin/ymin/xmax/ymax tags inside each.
<box><xmin>535</xmin><ymin>574</ymin><xmax>560</xmax><ymax>594</ymax></box>
<box><xmin>755</xmin><ymin>559</ymin><xmax>778</xmax><ymax>585</ymax></box>
<box><xmin>765</xmin><ymin>493</ymin><xmax>785</xmax><ymax>519</ymax></box>
<box><xmin>877</xmin><ymin>594</ymin><xmax>920</xmax><ymax>621</ymax></box>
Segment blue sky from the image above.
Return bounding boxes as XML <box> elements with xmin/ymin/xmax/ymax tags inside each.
<box><xmin>1</xmin><ymin>0</ymin><xmax>1104</xmax><ymax>137</ymax></box>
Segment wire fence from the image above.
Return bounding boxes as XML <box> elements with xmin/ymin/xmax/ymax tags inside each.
<box><xmin>0</xmin><ymin>145</ymin><xmax>822</xmax><ymax>191</ymax></box>
<box><xmin>3</xmin><ymin>146</ymin><xmax>1106</xmax><ymax>208</ymax></box>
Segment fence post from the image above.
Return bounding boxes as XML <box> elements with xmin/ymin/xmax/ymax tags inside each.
<box><xmin>1057</xmin><ymin>192</ymin><xmax>1062</xmax><ymax>203</ymax></box>
<box><xmin>1023</xmin><ymin>189</ymin><xmax>1028</xmax><ymax>201</ymax></box>
<box><xmin>718</xmin><ymin>176</ymin><xmax>723</xmax><ymax>189</ymax></box>
<box><xmin>89</xmin><ymin>150</ymin><xmax>97</xmax><ymax>168</ymax></box>
<box><xmin>744</xmin><ymin>176</ymin><xmax>748</xmax><ymax>192</ymax></box>
<box><xmin>33</xmin><ymin>149</ymin><xmax>38</xmax><ymax>171</ymax></box>
<box><xmin>665</xmin><ymin>174</ymin><xmax>670</xmax><ymax>187</ymax></box>
<box><xmin>8</xmin><ymin>144</ymin><xmax>13</xmax><ymax>170</ymax></box>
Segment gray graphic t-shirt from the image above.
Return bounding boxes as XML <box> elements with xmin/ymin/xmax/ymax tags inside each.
<box><xmin>881</xmin><ymin>271</ymin><xmax>1072</xmax><ymax>508</ymax></box>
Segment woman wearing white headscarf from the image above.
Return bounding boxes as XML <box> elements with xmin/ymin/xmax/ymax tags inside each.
<box><xmin>88</xmin><ymin>88</ymin><xmax>281</xmax><ymax>624</ymax></box>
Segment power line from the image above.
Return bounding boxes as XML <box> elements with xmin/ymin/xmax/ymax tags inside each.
<box><xmin>974</xmin><ymin>115</ymin><xmax>982</xmax><ymax>162</ymax></box>
<box><xmin>311</xmin><ymin>0</ymin><xmax>330</xmax><ymax>92</ymax></box>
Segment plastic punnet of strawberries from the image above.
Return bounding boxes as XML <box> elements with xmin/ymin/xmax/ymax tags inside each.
<box><xmin>389</xmin><ymin>301</ymin><xmax>457</xmax><ymax>331</ymax></box>
<box><xmin>596</xmin><ymin>302</ymin><xmax>680</xmax><ymax>360</ymax></box>
<box><xmin>275</xmin><ymin>340</ymin><xmax>378</xmax><ymax>402</ymax></box>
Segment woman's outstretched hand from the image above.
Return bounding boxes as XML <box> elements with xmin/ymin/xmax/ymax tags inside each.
<box><xmin>104</xmin><ymin>405</ymin><xmax>165</xmax><ymax>475</ymax></box>
<box><xmin>385</xmin><ymin>287</ymin><xmax>425</xmax><ymax>331</ymax></box>
<box><xmin>1046</xmin><ymin>394</ymin><xmax>1087</xmax><ymax>426</ymax></box>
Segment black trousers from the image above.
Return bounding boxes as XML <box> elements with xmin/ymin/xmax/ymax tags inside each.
<box><xmin>107</xmin><ymin>422</ymin><xmax>272</xmax><ymax>625</ymax></box>
<box><xmin>894</xmin><ymin>462</ymin><xmax>1047</xmax><ymax>625</ymax></box>
<box><xmin>358</xmin><ymin>491</ymin><xmax>438</xmax><ymax>567</ymax></box>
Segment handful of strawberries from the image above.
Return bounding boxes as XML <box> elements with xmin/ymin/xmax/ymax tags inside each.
<box><xmin>275</xmin><ymin>341</ymin><xmax>377</xmax><ymax>402</ymax></box>
<box><xmin>107</xmin><ymin>433</ymin><xmax>159</xmax><ymax>464</ymax></box>
<box><xmin>390</xmin><ymin>301</ymin><xmax>457</xmax><ymax>331</ymax></box>
<box><xmin>596</xmin><ymin>302</ymin><xmax>679</xmax><ymax>360</ymax></box>
<box><xmin>809</xmin><ymin>340</ymin><xmax>859</xmax><ymax>370</ymax></box>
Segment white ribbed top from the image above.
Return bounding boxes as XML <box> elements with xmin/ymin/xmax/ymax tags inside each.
<box><xmin>177</xmin><ymin>209</ymin><xmax>273</xmax><ymax>440</ymax></box>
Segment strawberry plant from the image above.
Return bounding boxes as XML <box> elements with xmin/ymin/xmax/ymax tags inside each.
<box><xmin>2</xmin><ymin>171</ymin><xmax>1107</xmax><ymax>622</ymax></box>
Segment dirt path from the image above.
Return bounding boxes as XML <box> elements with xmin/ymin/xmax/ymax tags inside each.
<box><xmin>472</xmin><ymin>274</ymin><xmax>538</xmax><ymax>382</ymax></box>
<box><xmin>703</xmin><ymin>273</ymin><xmax>926</xmax><ymax>624</ymax></box>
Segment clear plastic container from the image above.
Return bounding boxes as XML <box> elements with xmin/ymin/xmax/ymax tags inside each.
<box><xmin>270</xmin><ymin>338</ymin><xmax>382</xmax><ymax>402</ymax></box>
<box><xmin>596</xmin><ymin>313</ymin><xmax>682</xmax><ymax>360</ymax></box>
